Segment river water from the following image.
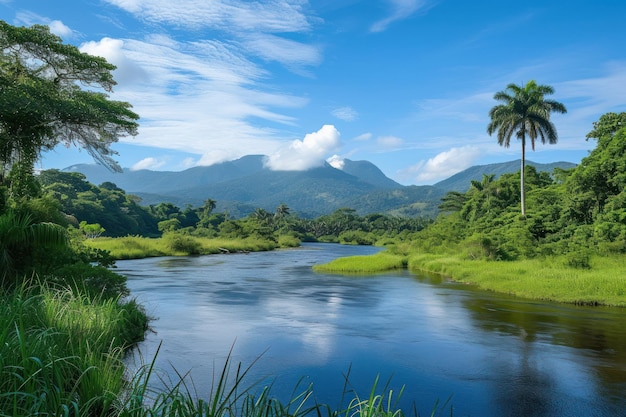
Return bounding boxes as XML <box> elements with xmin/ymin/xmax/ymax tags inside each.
<box><xmin>118</xmin><ymin>243</ymin><xmax>626</xmax><ymax>416</ymax></box>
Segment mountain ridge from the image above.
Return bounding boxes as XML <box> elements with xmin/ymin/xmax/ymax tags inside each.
<box><xmin>62</xmin><ymin>156</ymin><xmax>576</xmax><ymax>218</ymax></box>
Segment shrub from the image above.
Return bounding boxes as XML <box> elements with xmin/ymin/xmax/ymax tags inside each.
<box><xmin>164</xmin><ymin>232</ymin><xmax>202</xmax><ymax>255</ymax></box>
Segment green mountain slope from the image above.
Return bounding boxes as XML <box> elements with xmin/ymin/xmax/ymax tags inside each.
<box><xmin>64</xmin><ymin>156</ymin><xmax>577</xmax><ymax>218</ymax></box>
<box><xmin>434</xmin><ymin>160</ymin><xmax>577</xmax><ymax>192</ymax></box>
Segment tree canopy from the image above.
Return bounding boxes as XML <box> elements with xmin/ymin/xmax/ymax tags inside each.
<box><xmin>0</xmin><ymin>20</ymin><xmax>139</xmax><ymax>197</ymax></box>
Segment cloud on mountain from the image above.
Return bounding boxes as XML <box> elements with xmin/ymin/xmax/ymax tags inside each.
<box><xmin>398</xmin><ymin>145</ymin><xmax>481</xmax><ymax>184</ymax></box>
<box><xmin>265</xmin><ymin>125</ymin><xmax>341</xmax><ymax>171</ymax></box>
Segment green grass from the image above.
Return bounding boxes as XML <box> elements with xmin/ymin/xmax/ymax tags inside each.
<box><xmin>312</xmin><ymin>247</ymin><xmax>626</xmax><ymax>307</ymax></box>
<box><xmin>85</xmin><ymin>235</ymin><xmax>281</xmax><ymax>259</ymax></box>
<box><xmin>0</xmin><ymin>282</ymin><xmax>149</xmax><ymax>416</ymax></box>
<box><xmin>313</xmin><ymin>253</ymin><xmax>407</xmax><ymax>274</ymax></box>
<box><xmin>408</xmin><ymin>253</ymin><xmax>626</xmax><ymax>307</ymax></box>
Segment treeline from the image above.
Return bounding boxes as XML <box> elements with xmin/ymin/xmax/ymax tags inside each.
<box><xmin>409</xmin><ymin>112</ymin><xmax>626</xmax><ymax>267</ymax></box>
<box><xmin>34</xmin><ymin>169</ymin><xmax>431</xmax><ymax>245</ymax></box>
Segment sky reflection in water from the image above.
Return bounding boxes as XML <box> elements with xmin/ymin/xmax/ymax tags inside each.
<box><xmin>118</xmin><ymin>243</ymin><xmax>626</xmax><ymax>417</ymax></box>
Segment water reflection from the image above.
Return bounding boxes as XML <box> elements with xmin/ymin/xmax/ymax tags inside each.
<box><xmin>119</xmin><ymin>244</ymin><xmax>626</xmax><ymax>417</ymax></box>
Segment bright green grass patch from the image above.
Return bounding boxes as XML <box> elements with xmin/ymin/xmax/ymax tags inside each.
<box><xmin>408</xmin><ymin>253</ymin><xmax>626</xmax><ymax>307</ymax></box>
<box><xmin>313</xmin><ymin>252</ymin><xmax>407</xmax><ymax>274</ymax></box>
<box><xmin>0</xmin><ymin>283</ymin><xmax>148</xmax><ymax>416</ymax></box>
<box><xmin>85</xmin><ymin>235</ymin><xmax>281</xmax><ymax>259</ymax></box>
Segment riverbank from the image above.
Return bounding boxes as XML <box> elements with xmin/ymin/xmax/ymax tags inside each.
<box><xmin>315</xmin><ymin>251</ymin><xmax>626</xmax><ymax>307</ymax></box>
<box><xmin>85</xmin><ymin>234</ymin><xmax>300</xmax><ymax>259</ymax></box>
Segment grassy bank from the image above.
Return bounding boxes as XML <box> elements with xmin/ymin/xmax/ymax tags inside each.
<box><xmin>0</xmin><ymin>283</ymin><xmax>149</xmax><ymax>416</ymax></box>
<box><xmin>85</xmin><ymin>234</ymin><xmax>287</xmax><ymax>259</ymax></box>
<box><xmin>315</xmin><ymin>250</ymin><xmax>626</xmax><ymax>307</ymax></box>
<box><xmin>408</xmin><ymin>253</ymin><xmax>626</xmax><ymax>307</ymax></box>
<box><xmin>313</xmin><ymin>252</ymin><xmax>406</xmax><ymax>274</ymax></box>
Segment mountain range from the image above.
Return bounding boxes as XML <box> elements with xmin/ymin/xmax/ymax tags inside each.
<box><xmin>63</xmin><ymin>156</ymin><xmax>576</xmax><ymax>218</ymax></box>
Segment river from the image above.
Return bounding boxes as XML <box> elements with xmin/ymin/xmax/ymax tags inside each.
<box><xmin>117</xmin><ymin>243</ymin><xmax>626</xmax><ymax>416</ymax></box>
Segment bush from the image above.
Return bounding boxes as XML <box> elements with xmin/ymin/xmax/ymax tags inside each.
<box><xmin>164</xmin><ymin>232</ymin><xmax>202</xmax><ymax>255</ymax></box>
<box><xmin>564</xmin><ymin>249</ymin><xmax>592</xmax><ymax>269</ymax></box>
<box><xmin>339</xmin><ymin>230</ymin><xmax>376</xmax><ymax>245</ymax></box>
<box><xmin>47</xmin><ymin>262</ymin><xmax>129</xmax><ymax>300</ymax></box>
<box><xmin>278</xmin><ymin>234</ymin><xmax>301</xmax><ymax>247</ymax></box>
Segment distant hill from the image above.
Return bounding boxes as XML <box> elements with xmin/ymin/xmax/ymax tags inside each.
<box><xmin>434</xmin><ymin>160</ymin><xmax>577</xmax><ymax>192</ymax></box>
<box><xmin>62</xmin><ymin>156</ymin><xmax>577</xmax><ymax>218</ymax></box>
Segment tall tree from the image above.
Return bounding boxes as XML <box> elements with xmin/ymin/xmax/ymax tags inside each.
<box><xmin>0</xmin><ymin>21</ymin><xmax>139</xmax><ymax>196</ymax></box>
<box><xmin>487</xmin><ymin>80</ymin><xmax>566</xmax><ymax>215</ymax></box>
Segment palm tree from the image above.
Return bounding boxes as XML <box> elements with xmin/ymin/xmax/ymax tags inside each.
<box><xmin>487</xmin><ymin>80</ymin><xmax>567</xmax><ymax>216</ymax></box>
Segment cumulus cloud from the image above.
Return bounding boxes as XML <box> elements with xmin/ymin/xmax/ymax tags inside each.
<box><xmin>370</xmin><ymin>0</ymin><xmax>433</xmax><ymax>33</ymax></box>
<box><xmin>327</xmin><ymin>154</ymin><xmax>345</xmax><ymax>170</ymax></box>
<box><xmin>48</xmin><ymin>20</ymin><xmax>73</xmax><ymax>38</ymax></box>
<box><xmin>131</xmin><ymin>157</ymin><xmax>166</xmax><ymax>171</ymax></box>
<box><xmin>332</xmin><ymin>106</ymin><xmax>358</xmax><ymax>122</ymax></box>
<box><xmin>398</xmin><ymin>145</ymin><xmax>481</xmax><ymax>184</ymax></box>
<box><xmin>80</xmin><ymin>38</ymin><xmax>148</xmax><ymax>85</ymax></box>
<box><xmin>265</xmin><ymin>125</ymin><xmax>341</xmax><ymax>171</ymax></box>
<box><xmin>377</xmin><ymin>135</ymin><xmax>404</xmax><ymax>148</ymax></box>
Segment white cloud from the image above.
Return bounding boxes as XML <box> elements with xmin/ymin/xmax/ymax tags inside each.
<box><xmin>14</xmin><ymin>13</ymin><xmax>75</xmax><ymax>39</ymax></box>
<box><xmin>327</xmin><ymin>154</ymin><xmax>345</xmax><ymax>170</ymax></box>
<box><xmin>80</xmin><ymin>38</ymin><xmax>148</xmax><ymax>85</ymax></box>
<box><xmin>265</xmin><ymin>125</ymin><xmax>341</xmax><ymax>171</ymax></box>
<box><xmin>332</xmin><ymin>106</ymin><xmax>358</xmax><ymax>122</ymax></box>
<box><xmin>353</xmin><ymin>132</ymin><xmax>373</xmax><ymax>141</ymax></box>
<box><xmin>78</xmin><ymin>35</ymin><xmax>308</xmax><ymax>163</ymax></box>
<box><xmin>370</xmin><ymin>0</ymin><xmax>432</xmax><ymax>33</ymax></box>
<box><xmin>131</xmin><ymin>157</ymin><xmax>166</xmax><ymax>171</ymax></box>
<box><xmin>48</xmin><ymin>20</ymin><xmax>73</xmax><ymax>38</ymax></box>
<box><xmin>181</xmin><ymin>158</ymin><xmax>197</xmax><ymax>169</ymax></box>
<box><xmin>103</xmin><ymin>0</ymin><xmax>312</xmax><ymax>32</ymax></box>
<box><xmin>242</xmin><ymin>34</ymin><xmax>322</xmax><ymax>69</ymax></box>
<box><xmin>377</xmin><ymin>135</ymin><xmax>404</xmax><ymax>148</ymax></box>
<box><xmin>398</xmin><ymin>145</ymin><xmax>481</xmax><ymax>184</ymax></box>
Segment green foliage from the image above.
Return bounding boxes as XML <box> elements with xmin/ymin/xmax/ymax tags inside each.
<box><xmin>39</xmin><ymin>169</ymin><xmax>160</xmax><ymax>237</ymax></box>
<box><xmin>0</xmin><ymin>209</ymin><xmax>67</xmax><ymax>284</ymax></box>
<box><xmin>163</xmin><ymin>231</ymin><xmax>203</xmax><ymax>255</ymax></box>
<box><xmin>0</xmin><ymin>283</ymin><xmax>148</xmax><ymax>416</ymax></box>
<box><xmin>0</xmin><ymin>20</ymin><xmax>139</xmax><ymax>198</ymax></box>
<box><xmin>79</xmin><ymin>220</ymin><xmax>105</xmax><ymax>238</ymax></box>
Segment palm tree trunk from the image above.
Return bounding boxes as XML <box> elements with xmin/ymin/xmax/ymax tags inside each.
<box><xmin>520</xmin><ymin>135</ymin><xmax>526</xmax><ymax>216</ymax></box>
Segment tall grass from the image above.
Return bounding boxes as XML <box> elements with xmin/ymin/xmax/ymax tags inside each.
<box><xmin>85</xmin><ymin>235</ymin><xmax>280</xmax><ymax>259</ymax></box>
<box><xmin>408</xmin><ymin>253</ymin><xmax>626</xmax><ymax>307</ymax></box>
<box><xmin>0</xmin><ymin>282</ymin><xmax>148</xmax><ymax>416</ymax></box>
<box><xmin>313</xmin><ymin>253</ymin><xmax>407</xmax><ymax>274</ymax></box>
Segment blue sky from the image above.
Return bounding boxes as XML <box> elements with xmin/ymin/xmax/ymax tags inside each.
<box><xmin>1</xmin><ymin>0</ymin><xmax>625</xmax><ymax>185</ymax></box>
